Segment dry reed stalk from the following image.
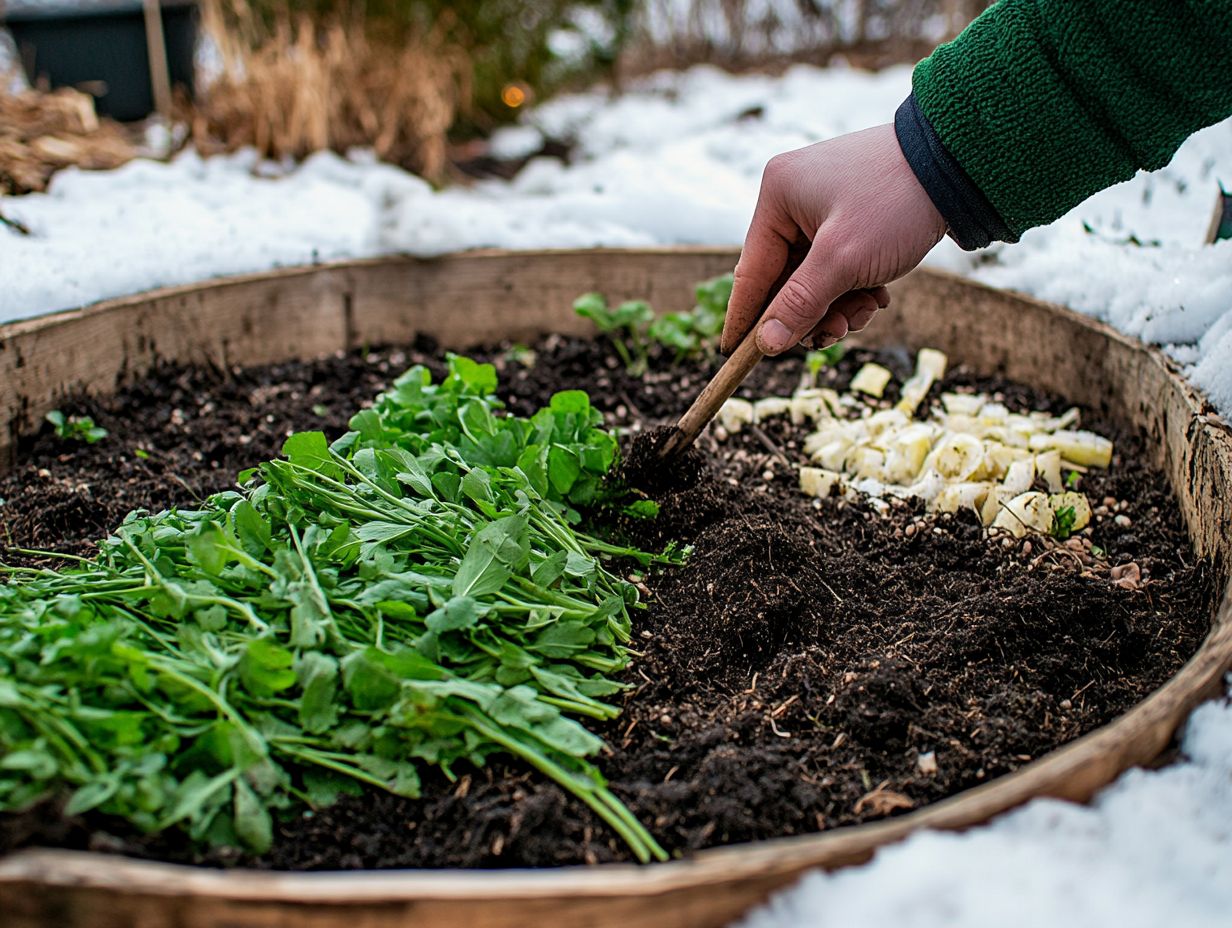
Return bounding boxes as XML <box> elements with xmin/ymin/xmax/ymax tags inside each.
<box><xmin>192</xmin><ymin>0</ymin><xmax>467</xmax><ymax>181</ymax></box>
<box><xmin>0</xmin><ymin>84</ymin><xmax>137</xmax><ymax>195</ymax></box>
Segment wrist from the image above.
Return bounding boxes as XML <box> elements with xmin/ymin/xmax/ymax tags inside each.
<box><xmin>893</xmin><ymin>94</ymin><xmax>1014</xmax><ymax>250</ymax></box>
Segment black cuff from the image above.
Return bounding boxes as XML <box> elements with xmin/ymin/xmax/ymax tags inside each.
<box><xmin>894</xmin><ymin>94</ymin><xmax>1015</xmax><ymax>250</ymax></box>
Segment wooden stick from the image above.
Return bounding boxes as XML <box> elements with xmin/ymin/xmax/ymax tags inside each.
<box><xmin>658</xmin><ymin>331</ymin><xmax>764</xmax><ymax>458</ymax></box>
<box><xmin>142</xmin><ymin>0</ymin><xmax>174</xmax><ymax>122</ymax></box>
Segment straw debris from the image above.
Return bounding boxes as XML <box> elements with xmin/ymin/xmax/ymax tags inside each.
<box><xmin>0</xmin><ymin>85</ymin><xmax>136</xmax><ymax>195</ymax></box>
<box><xmin>192</xmin><ymin>0</ymin><xmax>467</xmax><ymax>180</ymax></box>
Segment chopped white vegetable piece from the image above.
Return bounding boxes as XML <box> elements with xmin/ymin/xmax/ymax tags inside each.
<box><xmin>753</xmin><ymin>397</ymin><xmax>792</xmax><ymax>422</ymax></box>
<box><xmin>1052</xmin><ymin>429</ymin><xmax>1114</xmax><ymax>468</ymax></box>
<box><xmin>793</xmin><ymin>388</ymin><xmax>841</xmax><ymax>416</ymax></box>
<box><xmin>1028</xmin><ymin>430</ymin><xmax>1114</xmax><ymax>468</ymax></box>
<box><xmin>1040</xmin><ymin>407</ymin><xmax>1080</xmax><ymax>431</ymax></box>
<box><xmin>883</xmin><ymin>423</ymin><xmax>936</xmax><ymax>483</ymax></box>
<box><xmin>992</xmin><ymin>491</ymin><xmax>1054</xmax><ymax>538</ymax></box>
<box><xmin>812</xmin><ymin>438</ymin><xmax>854</xmax><ymax>471</ymax></box>
<box><xmin>978</xmin><ymin>402</ymin><xmax>1010</xmax><ymax>424</ymax></box>
<box><xmin>980</xmin><ymin>486</ymin><xmax>1014</xmax><ymax>526</ymax></box>
<box><xmin>1049</xmin><ymin>491</ymin><xmax>1092</xmax><ymax>531</ymax></box>
<box><xmin>1035</xmin><ymin>450</ymin><xmax>1064</xmax><ymax>493</ymax></box>
<box><xmin>941</xmin><ymin>392</ymin><xmax>984</xmax><ymax>416</ymax></box>
<box><xmin>799</xmin><ymin>467</ymin><xmax>843</xmax><ymax>498</ymax></box>
<box><xmin>895</xmin><ymin>348</ymin><xmax>948</xmax><ymax>416</ymax></box>
<box><xmin>915</xmin><ymin>348</ymin><xmax>948</xmax><ymax>381</ymax></box>
<box><xmin>866</xmin><ymin>408</ymin><xmax>909</xmax><ymax>436</ymax></box>
<box><xmin>717</xmin><ymin>398</ymin><xmax>754</xmax><ymax>434</ymax></box>
<box><xmin>929</xmin><ymin>433</ymin><xmax>986</xmax><ymax>481</ymax></box>
<box><xmin>850</xmin><ymin>363</ymin><xmax>893</xmax><ymax>397</ymax></box>
<box><xmin>790</xmin><ymin>394</ymin><xmax>829</xmax><ymax>425</ymax></box>
<box><xmin>905</xmin><ymin>469</ymin><xmax>946</xmax><ymax>504</ymax></box>
<box><xmin>986</xmin><ymin>443</ymin><xmax>1031</xmax><ymax>477</ymax></box>
<box><xmin>934</xmin><ymin>481</ymin><xmax>993</xmax><ymax>514</ymax></box>
<box><xmin>804</xmin><ymin>422</ymin><xmax>851</xmax><ymax>454</ymax></box>
<box><xmin>850</xmin><ymin>446</ymin><xmax>887</xmax><ymax>480</ymax></box>
<box><xmin>1002</xmin><ymin>457</ymin><xmax>1036</xmax><ymax>495</ymax></box>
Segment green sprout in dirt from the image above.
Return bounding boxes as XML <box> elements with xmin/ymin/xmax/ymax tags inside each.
<box><xmin>573</xmin><ymin>292</ymin><xmax>655</xmax><ymax>375</ymax></box>
<box><xmin>45</xmin><ymin>410</ymin><xmax>107</xmax><ymax>445</ymax></box>
<box><xmin>1051</xmin><ymin>504</ymin><xmax>1078</xmax><ymax>540</ymax></box>
<box><xmin>646</xmin><ymin>274</ymin><xmax>732</xmax><ymax>363</ymax></box>
<box><xmin>1065</xmin><ymin>470</ymin><xmax>1082</xmax><ymax>489</ymax></box>
<box><xmin>803</xmin><ymin>343</ymin><xmax>845</xmax><ymax>387</ymax></box>
<box><xmin>574</xmin><ymin>274</ymin><xmax>735</xmax><ymax>372</ymax></box>
<box><xmin>0</xmin><ymin>356</ymin><xmax>670</xmax><ymax>863</ymax></box>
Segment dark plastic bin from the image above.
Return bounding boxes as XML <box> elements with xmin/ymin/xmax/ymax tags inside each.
<box><xmin>3</xmin><ymin>0</ymin><xmax>197</xmax><ymax>121</ymax></box>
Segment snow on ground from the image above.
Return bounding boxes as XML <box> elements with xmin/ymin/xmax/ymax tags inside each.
<box><xmin>740</xmin><ymin>692</ymin><xmax>1232</xmax><ymax>928</ymax></box>
<box><xmin>2</xmin><ymin>64</ymin><xmax>1231</xmax><ymax>925</ymax></box>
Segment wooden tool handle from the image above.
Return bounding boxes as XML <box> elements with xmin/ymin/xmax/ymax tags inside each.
<box><xmin>658</xmin><ymin>331</ymin><xmax>765</xmax><ymax>458</ymax></box>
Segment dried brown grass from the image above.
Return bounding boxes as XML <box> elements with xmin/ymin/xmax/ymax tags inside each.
<box><xmin>0</xmin><ymin>83</ymin><xmax>137</xmax><ymax>195</ymax></box>
<box><xmin>619</xmin><ymin>0</ymin><xmax>991</xmax><ymax>78</ymax></box>
<box><xmin>191</xmin><ymin>0</ymin><xmax>467</xmax><ymax>180</ymax></box>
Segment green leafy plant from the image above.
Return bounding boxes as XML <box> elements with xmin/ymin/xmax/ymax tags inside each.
<box><xmin>647</xmin><ymin>274</ymin><xmax>732</xmax><ymax>362</ymax></box>
<box><xmin>45</xmin><ymin>410</ymin><xmax>107</xmax><ymax>445</ymax></box>
<box><xmin>1064</xmin><ymin>470</ymin><xmax>1082</xmax><ymax>489</ymax></box>
<box><xmin>575</xmin><ymin>273</ymin><xmax>735</xmax><ymax>371</ymax></box>
<box><xmin>1050</xmin><ymin>505</ymin><xmax>1078</xmax><ymax>540</ymax></box>
<box><xmin>572</xmin><ymin>293</ymin><xmax>655</xmax><ymax>375</ymax></box>
<box><xmin>0</xmin><ymin>356</ymin><xmax>667</xmax><ymax>862</ymax></box>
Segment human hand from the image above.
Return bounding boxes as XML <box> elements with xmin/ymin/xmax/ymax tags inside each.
<box><xmin>720</xmin><ymin>123</ymin><xmax>947</xmax><ymax>356</ymax></box>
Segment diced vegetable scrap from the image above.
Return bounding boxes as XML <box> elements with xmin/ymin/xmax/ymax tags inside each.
<box><xmin>850</xmin><ymin>363</ymin><xmax>893</xmax><ymax>397</ymax></box>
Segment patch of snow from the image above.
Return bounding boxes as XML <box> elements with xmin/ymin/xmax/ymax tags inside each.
<box><xmin>739</xmin><ymin>691</ymin><xmax>1232</xmax><ymax>928</ymax></box>
<box><xmin>487</xmin><ymin>125</ymin><xmax>546</xmax><ymax>162</ymax></box>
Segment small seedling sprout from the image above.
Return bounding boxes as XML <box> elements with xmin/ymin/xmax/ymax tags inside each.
<box><xmin>1050</xmin><ymin>504</ymin><xmax>1078</xmax><ymax>540</ymax></box>
<box><xmin>45</xmin><ymin>410</ymin><xmax>107</xmax><ymax>444</ymax></box>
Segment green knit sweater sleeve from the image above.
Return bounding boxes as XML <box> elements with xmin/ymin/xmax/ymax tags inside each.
<box><xmin>912</xmin><ymin>0</ymin><xmax>1232</xmax><ymax>238</ymax></box>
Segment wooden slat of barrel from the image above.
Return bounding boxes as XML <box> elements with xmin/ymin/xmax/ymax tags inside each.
<box><xmin>0</xmin><ymin>251</ymin><xmax>1229</xmax><ymax>928</ymax></box>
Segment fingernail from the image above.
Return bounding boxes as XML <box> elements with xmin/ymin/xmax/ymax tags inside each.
<box><xmin>819</xmin><ymin>335</ymin><xmax>838</xmax><ymax>348</ymax></box>
<box><xmin>757</xmin><ymin>319</ymin><xmax>794</xmax><ymax>354</ymax></box>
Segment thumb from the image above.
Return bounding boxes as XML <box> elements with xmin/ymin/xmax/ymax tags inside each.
<box><xmin>755</xmin><ymin>240</ymin><xmax>846</xmax><ymax>356</ymax></box>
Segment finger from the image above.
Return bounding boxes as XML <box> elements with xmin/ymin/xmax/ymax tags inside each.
<box><xmin>802</xmin><ymin>290</ymin><xmax>875</xmax><ymax>347</ymax></box>
<box><xmin>867</xmin><ymin>286</ymin><xmax>890</xmax><ymax>309</ymax></box>
<box><xmin>722</xmin><ymin>210</ymin><xmax>792</xmax><ymax>355</ymax></box>
<box><xmin>755</xmin><ymin>239</ymin><xmax>847</xmax><ymax>356</ymax></box>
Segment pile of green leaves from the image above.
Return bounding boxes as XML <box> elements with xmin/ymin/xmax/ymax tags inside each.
<box><xmin>573</xmin><ymin>273</ymin><xmax>733</xmax><ymax>373</ymax></box>
<box><xmin>0</xmin><ymin>357</ymin><xmax>668</xmax><ymax>862</ymax></box>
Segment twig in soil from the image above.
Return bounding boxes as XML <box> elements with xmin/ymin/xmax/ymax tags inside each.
<box><xmin>771</xmin><ymin>694</ymin><xmax>799</xmax><ymax>718</ymax></box>
<box><xmin>1069</xmin><ymin>679</ymin><xmax>1096</xmax><ymax>705</ymax></box>
<box><xmin>618</xmin><ymin>390</ymin><xmax>645</xmax><ymax>421</ymax></box>
<box><xmin>749</xmin><ymin>424</ymin><xmax>791</xmax><ymax>467</ymax></box>
<box><xmin>817</xmin><ymin>576</ymin><xmax>844</xmax><ymax>604</ymax></box>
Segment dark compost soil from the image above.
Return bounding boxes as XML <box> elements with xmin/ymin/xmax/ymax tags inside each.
<box><xmin>0</xmin><ymin>335</ymin><xmax>1216</xmax><ymax>868</ymax></box>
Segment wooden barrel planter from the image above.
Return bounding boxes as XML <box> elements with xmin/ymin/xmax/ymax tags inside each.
<box><xmin>0</xmin><ymin>248</ymin><xmax>1230</xmax><ymax>928</ymax></box>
